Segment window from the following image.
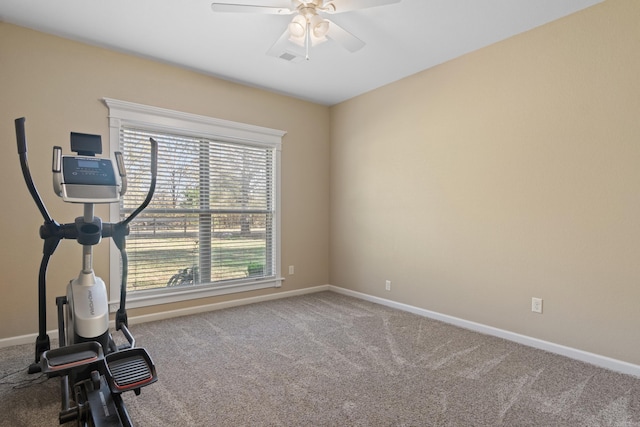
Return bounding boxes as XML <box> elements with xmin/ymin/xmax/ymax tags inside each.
<box><xmin>105</xmin><ymin>99</ymin><xmax>285</xmax><ymax>309</ymax></box>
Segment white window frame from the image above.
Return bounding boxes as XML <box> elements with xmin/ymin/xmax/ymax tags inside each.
<box><xmin>104</xmin><ymin>98</ymin><xmax>285</xmax><ymax>310</ymax></box>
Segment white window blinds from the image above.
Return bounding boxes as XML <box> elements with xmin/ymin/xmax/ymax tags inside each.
<box><xmin>120</xmin><ymin>127</ymin><xmax>275</xmax><ymax>292</ymax></box>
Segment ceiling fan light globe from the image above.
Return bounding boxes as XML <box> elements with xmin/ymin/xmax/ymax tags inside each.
<box><xmin>310</xmin><ymin>15</ymin><xmax>330</xmax><ymax>37</ymax></box>
<box><xmin>289</xmin><ymin>14</ymin><xmax>307</xmax><ymax>38</ymax></box>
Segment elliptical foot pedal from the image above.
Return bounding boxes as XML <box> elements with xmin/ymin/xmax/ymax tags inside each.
<box><xmin>41</xmin><ymin>342</ymin><xmax>104</xmax><ymax>376</ymax></box>
<box><xmin>105</xmin><ymin>348</ymin><xmax>157</xmax><ymax>394</ymax></box>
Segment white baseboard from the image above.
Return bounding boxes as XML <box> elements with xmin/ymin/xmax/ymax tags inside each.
<box><xmin>4</xmin><ymin>283</ymin><xmax>639</xmax><ymax>378</ymax></box>
<box><xmin>0</xmin><ymin>331</ymin><xmax>59</xmax><ymax>349</ymax></box>
<box><xmin>328</xmin><ymin>285</ymin><xmax>640</xmax><ymax>378</ymax></box>
<box><xmin>0</xmin><ymin>285</ymin><xmax>331</xmax><ymax>350</ymax></box>
<box><xmin>126</xmin><ymin>285</ymin><xmax>331</xmax><ymax>325</ymax></box>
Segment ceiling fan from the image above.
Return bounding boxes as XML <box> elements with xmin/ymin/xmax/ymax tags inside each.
<box><xmin>211</xmin><ymin>0</ymin><xmax>401</xmax><ymax>61</ymax></box>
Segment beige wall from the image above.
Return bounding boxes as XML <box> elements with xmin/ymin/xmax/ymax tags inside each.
<box><xmin>0</xmin><ymin>23</ymin><xmax>330</xmax><ymax>339</ymax></box>
<box><xmin>2</xmin><ymin>0</ymin><xmax>639</xmax><ymax>367</ymax></box>
<box><xmin>330</xmin><ymin>0</ymin><xmax>640</xmax><ymax>365</ymax></box>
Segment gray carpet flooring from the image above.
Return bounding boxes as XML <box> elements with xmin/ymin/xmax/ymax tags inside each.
<box><xmin>1</xmin><ymin>291</ymin><xmax>639</xmax><ymax>426</ymax></box>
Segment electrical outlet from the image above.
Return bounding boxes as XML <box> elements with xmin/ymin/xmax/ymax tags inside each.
<box><xmin>531</xmin><ymin>297</ymin><xmax>543</xmax><ymax>314</ymax></box>
<box><xmin>288</xmin><ymin>265</ymin><xmax>295</xmax><ymax>275</ymax></box>
<box><xmin>385</xmin><ymin>280</ymin><xmax>391</xmax><ymax>291</ymax></box>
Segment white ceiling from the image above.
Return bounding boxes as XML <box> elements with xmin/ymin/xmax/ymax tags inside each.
<box><xmin>0</xmin><ymin>0</ymin><xmax>603</xmax><ymax>106</ymax></box>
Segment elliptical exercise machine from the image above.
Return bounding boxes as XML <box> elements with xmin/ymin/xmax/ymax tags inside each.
<box><xmin>15</xmin><ymin>117</ymin><xmax>158</xmax><ymax>426</ymax></box>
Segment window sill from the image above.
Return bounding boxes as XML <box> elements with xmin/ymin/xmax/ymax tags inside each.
<box><xmin>109</xmin><ymin>277</ymin><xmax>283</xmax><ymax>311</ymax></box>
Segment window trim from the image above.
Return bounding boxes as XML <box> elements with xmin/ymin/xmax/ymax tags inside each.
<box><xmin>104</xmin><ymin>98</ymin><xmax>285</xmax><ymax>310</ymax></box>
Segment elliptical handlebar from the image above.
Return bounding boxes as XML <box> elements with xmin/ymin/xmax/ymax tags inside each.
<box><xmin>120</xmin><ymin>137</ymin><xmax>157</xmax><ymax>227</ymax></box>
<box><xmin>15</xmin><ymin>117</ymin><xmax>54</xmax><ymax>224</ymax></box>
<box><xmin>112</xmin><ymin>137</ymin><xmax>157</xmax><ymax>331</ymax></box>
<box><xmin>15</xmin><ymin>117</ymin><xmax>27</xmax><ymax>155</ymax></box>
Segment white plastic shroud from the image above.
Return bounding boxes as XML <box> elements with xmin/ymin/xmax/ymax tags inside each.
<box><xmin>66</xmin><ymin>271</ymin><xmax>109</xmax><ymax>342</ymax></box>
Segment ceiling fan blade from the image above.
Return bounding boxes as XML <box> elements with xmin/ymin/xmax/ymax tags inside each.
<box><xmin>211</xmin><ymin>2</ymin><xmax>295</xmax><ymax>15</ymax></box>
<box><xmin>326</xmin><ymin>20</ymin><xmax>365</xmax><ymax>52</ymax></box>
<box><xmin>323</xmin><ymin>0</ymin><xmax>401</xmax><ymax>13</ymax></box>
<box><xmin>266</xmin><ymin>29</ymin><xmax>306</xmax><ymax>62</ymax></box>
